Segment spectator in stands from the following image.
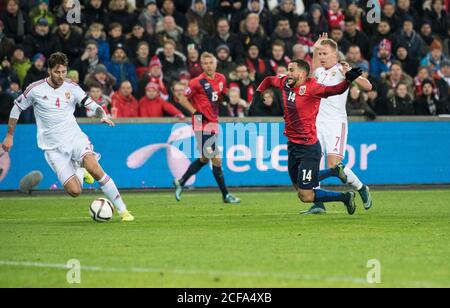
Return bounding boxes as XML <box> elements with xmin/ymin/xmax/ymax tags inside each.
<box><xmin>424</xmin><ymin>0</ymin><xmax>448</xmax><ymax>40</ymax></box>
<box><xmin>395</xmin><ymin>0</ymin><xmax>420</xmax><ymax>30</ymax></box>
<box><xmin>292</xmin><ymin>44</ymin><xmax>312</xmax><ymax>66</ymax></box>
<box><xmin>387</xmin><ymin>82</ymin><xmax>415</xmax><ymax>115</ymax></box>
<box><xmin>203</xmin><ymin>18</ymin><xmax>244</xmax><ymax>63</ymax></box>
<box><xmin>248</xmin><ymin>89</ymin><xmax>283</xmax><ymax>117</ymax></box>
<box><xmin>345</xmin><ymin>0</ymin><xmax>365</xmax><ymax>31</ymax></box>
<box><xmin>83</xmin><ymin>0</ymin><xmax>110</xmax><ymax>29</ymax></box>
<box><xmin>86</xmin><ymin>82</ymin><xmax>111</xmax><ymax>117</ymax></box>
<box><xmin>265</xmin><ymin>40</ymin><xmax>291</xmax><ymax>76</ymax></box>
<box><xmin>241</xmin><ymin>0</ymin><xmax>272</xmax><ymax>36</ymax></box>
<box><xmin>157</xmin><ymin>39</ymin><xmax>186</xmax><ymax>86</ymax></box>
<box><xmin>85</xmin><ymin>64</ymin><xmax>116</xmax><ymax>96</ymax></box>
<box><xmin>72</xmin><ymin>40</ymin><xmax>103</xmax><ymax>86</ymax></box>
<box><xmin>295</xmin><ymin>18</ymin><xmax>314</xmax><ymax>54</ymax></box>
<box><xmin>395</xmin><ymin>43</ymin><xmax>419</xmax><ymax>78</ymax></box>
<box><xmin>186</xmin><ymin>0</ymin><xmax>215</xmax><ymax>35</ymax></box>
<box><xmin>330</xmin><ymin>26</ymin><xmax>350</xmax><ymax>56</ymax></box>
<box><xmin>169</xmin><ymin>81</ymin><xmax>192</xmax><ymax>117</ymax></box>
<box><xmin>245</xmin><ymin>43</ymin><xmax>266</xmax><ymax>82</ymax></box>
<box><xmin>108</xmin><ymin>0</ymin><xmax>136</xmax><ymax>34</ymax></box>
<box><xmin>238</xmin><ymin>13</ymin><xmax>266</xmax><ymax>54</ymax></box>
<box><xmin>271</xmin><ymin>17</ymin><xmax>296</xmax><ymax>58</ymax></box>
<box><xmin>0</xmin><ymin>0</ymin><xmax>31</xmax><ymax>44</ymax></box>
<box><xmin>11</xmin><ymin>47</ymin><xmax>31</xmax><ymax>88</ymax></box>
<box><xmin>421</xmin><ymin>39</ymin><xmax>449</xmax><ymax>73</ymax></box>
<box><xmin>0</xmin><ymin>20</ymin><xmax>15</xmax><ymax>61</ymax></box>
<box><xmin>108</xmin><ymin>23</ymin><xmax>126</xmax><ymax>53</ymax></box>
<box><xmin>227</xmin><ymin>87</ymin><xmax>249</xmax><ymax>118</ymax></box>
<box><xmin>23</xmin><ymin>53</ymin><xmax>47</xmax><ymax>89</ymax></box>
<box><xmin>181</xmin><ymin>20</ymin><xmax>206</xmax><ymax>54</ymax></box>
<box><xmin>420</xmin><ymin>20</ymin><xmax>435</xmax><ymax>47</ymax></box>
<box><xmin>344</xmin><ymin>16</ymin><xmax>370</xmax><ymax>60</ymax></box>
<box><xmin>272</xmin><ymin>0</ymin><xmax>299</xmax><ymax>31</ymax></box>
<box><xmin>367</xmin><ymin>87</ymin><xmax>388</xmax><ymax>116</ymax></box>
<box><xmin>107</xmin><ymin>43</ymin><xmax>138</xmax><ymax>92</ymax></box>
<box><xmin>327</xmin><ymin>0</ymin><xmax>345</xmax><ymax>30</ymax></box>
<box><xmin>379</xmin><ymin>61</ymin><xmax>414</xmax><ymax>102</ymax></box>
<box><xmin>137</xmin><ymin>56</ymin><xmax>169</xmax><ymax>100</ymax></box>
<box><xmin>85</xmin><ymin>23</ymin><xmax>111</xmax><ymax>65</ymax></box>
<box><xmin>216</xmin><ymin>44</ymin><xmax>235</xmax><ymax>81</ymax></box>
<box><xmin>54</xmin><ymin>0</ymin><xmax>82</xmax><ymax>33</ymax></box>
<box><xmin>186</xmin><ymin>46</ymin><xmax>202</xmax><ymax>79</ymax></box>
<box><xmin>139</xmin><ymin>0</ymin><xmax>162</xmax><ymax>36</ymax></box>
<box><xmin>229</xmin><ymin>63</ymin><xmax>256</xmax><ymax>103</ymax></box>
<box><xmin>395</xmin><ymin>16</ymin><xmax>425</xmax><ymax>61</ymax></box>
<box><xmin>346</xmin><ymin>45</ymin><xmax>369</xmax><ymax>71</ymax></box>
<box><xmin>111</xmin><ymin>81</ymin><xmax>139</xmax><ymax>118</ymax></box>
<box><xmin>370</xmin><ymin>19</ymin><xmax>394</xmax><ymax>54</ymax></box>
<box><xmin>0</xmin><ymin>85</ymin><xmax>14</xmax><ymax>124</ymax></box>
<box><xmin>67</xmin><ymin>70</ymin><xmax>79</xmax><ymax>84</ymax></box>
<box><xmin>156</xmin><ymin>15</ymin><xmax>184</xmax><ymax>52</ymax></box>
<box><xmin>308</xmin><ymin>3</ymin><xmax>328</xmax><ymax>41</ymax></box>
<box><xmin>346</xmin><ymin>84</ymin><xmax>376</xmax><ymax>120</ymax></box>
<box><xmin>29</xmin><ymin>0</ymin><xmax>54</xmax><ymax>28</ymax></box>
<box><xmin>23</xmin><ymin>17</ymin><xmax>61</xmax><ymax>59</ymax></box>
<box><xmin>160</xmin><ymin>0</ymin><xmax>187</xmax><ymax>30</ymax></box>
<box><xmin>414</xmin><ymin>79</ymin><xmax>447</xmax><ymax>115</ymax></box>
<box><xmin>5</xmin><ymin>73</ymin><xmax>21</xmax><ymax>99</ymax></box>
<box><xmin>126</xmin><ymin>22</ymin><xmax>158</xmax><ymax>60</ymax></box>
<box><xmin>138</xmin><ymin>82</ymin><xmax>184</xmax><ymax>118</ymax></box>
<box><xmin>370</xmin><ymin>39</ymin><xmax>394</xmax><ymax>82</ymax></box>
<box><xmin>436</xmin><ymin>60</ymin><xmax>450</xmax><ymax>89</ymax></box>
<box><xmin>55</xmin><ymin>17</ymin><xmax>83</xmax><ymax>65</ymax></box>
<box><xmin>380</xmin><ymin>2</ymin><xmax>398</xmax><ymax>32</ymax></box>
<box><xmin>414</xmin><ymin>66</ymin><xmax>433</xmax><ymax>97</ymax></box>
<box><xmin>133</xmin><ymin>41</ymin><xmax>152</xmax><ymax>80</ymax></box>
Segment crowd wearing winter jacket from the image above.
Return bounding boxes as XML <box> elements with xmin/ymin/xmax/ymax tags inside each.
<box><xmin>1</xmin><ymin>0</ymin><xmax>450</xmax><ymax>124</ymax></box>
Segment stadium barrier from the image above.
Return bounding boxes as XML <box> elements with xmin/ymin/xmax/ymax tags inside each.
<box><xmin>1</xmin><ymin>116</ymin><xmax>450</xmax><ymax>190</ymax></box>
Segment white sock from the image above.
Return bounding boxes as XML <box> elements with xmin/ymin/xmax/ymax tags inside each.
<box><xmin>98</xmin><ymin>174</ymin><xmax>127</xmax><ymax>214</ymax></box>
<box><xmin>344</xmin><ymin>167</ymin><xmax>364</xmax><ymax>191</ymax></box>
<box><xmin>75</xmin><ymin>168</ymin><xmax>84</xmax><ymax>189</ymax></box>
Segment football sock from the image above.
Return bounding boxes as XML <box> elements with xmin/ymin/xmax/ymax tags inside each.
<box><xmin>319</xmin><ymin>168</ymin><xmax>338</xmax><ymax>181</ymax></box>
<box><xmin>344</xmin><ymin>167</ymin><xmax>364</xmax><ymax>190</ymax></box>
<box><xmin>98</xmin><ymin>174</ymin><xmax>126</xmax><ymax>214</ymax></box>
<box><xmin>179</xmin><ymin>159</ymin><xmax>208</xmax><ymax>186</ymax></box>
<box><xmin>314</xmin><ymin>189</ymin><xmax>348</xmax><ymax>203</ymax></box>
<box><xmin>213</xmin><ymin>166</ymin><xmax>229</xmax><ymax>198</ymax></box>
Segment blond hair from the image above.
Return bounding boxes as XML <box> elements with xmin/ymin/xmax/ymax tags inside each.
<box><xmin>200</xmin><ymin>52</ymin><xmax>217</xmax><ymax>64</ymax></box>
<box><xmin>320</xmin><ymin>39</ymin><xmax>339</xmax><ymax>53</ymax></box>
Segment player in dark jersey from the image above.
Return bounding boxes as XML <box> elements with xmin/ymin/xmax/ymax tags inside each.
<box><xmin>255</xmin><ymin>59</ymin><xmax>363</xmax><ymax>215</ymax></box>
<box><xmin>173</xmin><ymin>52</ymin><xmax>240</xmax><ymax>204</ymax></box>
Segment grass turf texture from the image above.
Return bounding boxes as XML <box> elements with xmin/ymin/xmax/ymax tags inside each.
<box><xmin>0</xmin><ymin>190</ymin><xmax>449</xmax><ymax>288</ymax></box>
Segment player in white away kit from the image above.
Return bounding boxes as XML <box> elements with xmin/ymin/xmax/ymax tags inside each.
<box><xmin>303</xmin><ymin>34</ymin><xmax>373</xmax><ymax>215</ymax></box>
<box><xmin>1</xmin><ymin>52</ymin><xmax>134</xmax><ymax>222</ymax></box>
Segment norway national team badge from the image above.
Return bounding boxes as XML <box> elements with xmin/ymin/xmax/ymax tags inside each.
<box><xmin>219</xmin><ymin>82</ymin><xmax>224</xmax><ymax>92</ymax></box>
<box><xmin>299</xmin><ymin>85</ymin><xmax>307</xmax><ymax>96</ymax></box>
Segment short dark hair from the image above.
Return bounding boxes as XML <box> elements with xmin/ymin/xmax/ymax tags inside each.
<box><xmin>290</xmin><ymin>59</ymin><xmax>310</xmax><ymax>75</ymax></box>
<box><xmin>48</xmin><ymin>52</ymin><xmax>69</xmax><ymax>69</ymax></box>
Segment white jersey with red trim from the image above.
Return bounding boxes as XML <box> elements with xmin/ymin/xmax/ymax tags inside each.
<box><xmin>14</xmin><ymin>79</ymin><xmax>95</xmax><ymax>151</ymax></box>
<box><xmin>314</xmin><ymin>64</ymin><xmax>349</xmax><ymax>122</ymax></box>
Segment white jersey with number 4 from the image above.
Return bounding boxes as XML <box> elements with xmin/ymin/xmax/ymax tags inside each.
<box><xmin>314</xmin><ymin>64</ymin><xmax>349</xmax><ymax>158</ymax></box>
<box><xmin>14</xmin><ymin>78</ymin><xmax>96</xmax><ymax>151</ymax></box>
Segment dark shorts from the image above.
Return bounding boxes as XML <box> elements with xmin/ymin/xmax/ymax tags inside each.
<box><xmin>288</xmin><ymin>141</ymin><xmax>321</xmax><ymax>190</ymax></box>
<box><xmin>195</xmin><ymin>131</ymin><xmax>219</xmax><ymax>159</ymax></box>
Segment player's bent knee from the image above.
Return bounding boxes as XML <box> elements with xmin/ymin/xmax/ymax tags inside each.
<box><xmin>67</xmin><ymin>187</ymin><xmax>82</xmax><ymax>198</ymax></box>
<box><xmin>298</xmin><ymin>190</ymin><xmax>314</xmax><ymax>203</ymax></box>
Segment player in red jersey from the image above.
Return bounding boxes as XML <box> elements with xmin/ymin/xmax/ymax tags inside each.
<box><xmin>173</xmin><ymin>52</ymin><xmax>240</xmax><ymax>204</ymax></box>
<box><xmin>255</xmin><ymin>59</ymin><xmax>363</xmax><ymax>215</ymax></box>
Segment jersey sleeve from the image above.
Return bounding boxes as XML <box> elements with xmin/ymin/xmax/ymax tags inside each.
<box><xmin>13</xmin><ymin>92</ymin><xmax>34</xmax><ymax>112</ymax></box>
<box><xmin>310</xmin><ymin>78</ymin><xmax>350</xmax><ymax>99</ymax></box>
<box><xmin>257</xmin><ymin>76</ymin><xmax>285</xmax><ymax>92</ymax></box>
<box><xmin>184</xmin><ymin>79</ymin><xmax>197</xmax><ymax>100</ymax></box>
<box><xmin>71</xmin><ymin>83</ymin><xmax>92</xmax><ymax>107</ymax></box>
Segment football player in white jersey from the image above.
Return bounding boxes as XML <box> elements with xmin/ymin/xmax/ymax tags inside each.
<box><xmin>1</xmin><ymin>52</ymin><xmax>134</xmax><ymax>222</ymax></box>
<box><xmin>302</xmin><ymin>34</ymin><xmax>373</xmax><ymax>215</ymax></box>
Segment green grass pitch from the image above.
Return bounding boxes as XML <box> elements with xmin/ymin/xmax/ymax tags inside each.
<box><xmin>0</xmin><ymin>189</ymin><xmax>449</xmax><ymax>288</ymax></box>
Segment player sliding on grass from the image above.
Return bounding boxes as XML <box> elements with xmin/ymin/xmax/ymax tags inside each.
<box><xmin>1</xmin><ymin>52</ymin><xmax>134</xmax><ymax>222</ymax></box>
<box><xmin>254</xmin><ymin>59</ymin><xmax>363</xmax><ymax>215</ymax></box>
<box><xmin>173</xmin><ymin>52</ymin><xmax>240</xmax><ymax>204</ymax></box>
<box><xmin>303</xmin><ymin>34</ymin><xmax>373</xmax><ymax>215</ymax></box>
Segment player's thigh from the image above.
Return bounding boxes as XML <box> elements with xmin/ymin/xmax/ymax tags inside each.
<box><xmin>287</xmin><ymin>143</ymin><xmax>301</xmax><ymax>185</ymax></box>
<box><xmin>297</xmin><ymin>143</ymin><xmax>321</xmax><ymax>190</ymax></box>
<box><xmin>44</xmin><ymin>150</ymin><xmax>77</xmax><ymax>187</ymax></box>
<box><xmin>320</xmin><ymin>121</ymin><xmax>348</xmax><ymax>160</ymax></box>
<box><xmin>196</xmin><ymin>131</ymin><xmax>219</xmax><ymax>160</ymax></box>
<box><xmin>72</xmin><ymin>133</ymin><xmax>96</xmax><ymax>165</ymax></box>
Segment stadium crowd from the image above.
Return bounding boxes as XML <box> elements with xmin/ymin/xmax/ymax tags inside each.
<box><xmin>1</xmin><ymin>0</ymin><xmax>450</xmax><ymax>123</ymax></box>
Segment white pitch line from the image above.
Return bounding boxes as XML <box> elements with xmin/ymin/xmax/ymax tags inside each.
<box><xmin>0</xmin><ymin>260</ymin><xmax>368</xmax><ymax>285</ymax></box>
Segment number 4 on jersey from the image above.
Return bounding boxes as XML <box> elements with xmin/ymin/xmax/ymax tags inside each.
<box><xmin>56</xmin><ymin>98</ymin><xmax>60</xmax><ymax>108</ymax></box>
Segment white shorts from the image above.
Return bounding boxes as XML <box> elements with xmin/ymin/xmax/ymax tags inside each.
<box><xmin>317</xmin><ymin>121</ymin><xmax>348</xmax><ymax>159</ymax></box>
<box><xmin>44</xmin><ymin>133</ymin><xmax>94</xmax><ymax>186</ymax></box>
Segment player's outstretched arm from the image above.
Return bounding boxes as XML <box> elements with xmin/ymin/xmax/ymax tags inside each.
<box><xmin>339</xmin><ymin>61</ymin><xmax>373</xmax><ymax>91</ymax></box>
<box><xmin>316</xmin><ymin>68</ymin><xmax>363</xmax><ymax>98</ymax></box>
<box><xmin>1</xmin><ymin>118</ymin><xmax>18</xmax><ymax>152</ymax></box>
<box><xmin>94</xmin><ymin>106</ymin><xmax>115</xmax><ymax>127</ymax></box>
